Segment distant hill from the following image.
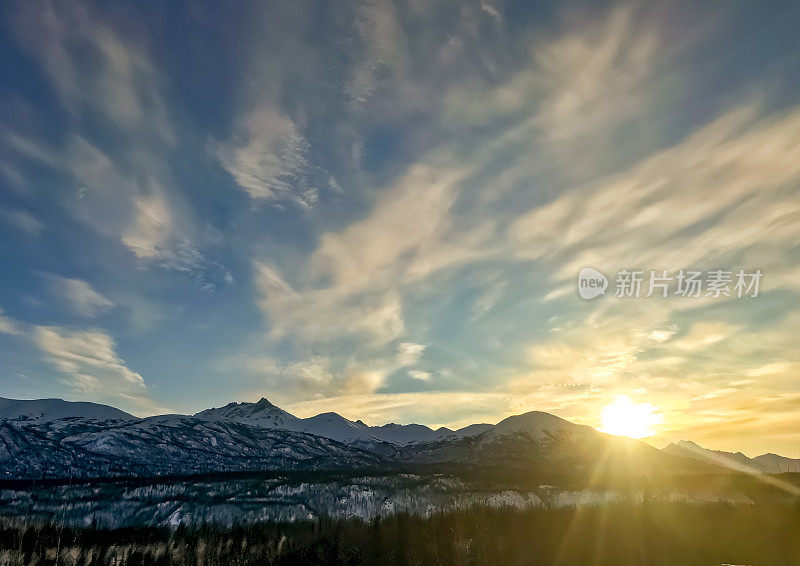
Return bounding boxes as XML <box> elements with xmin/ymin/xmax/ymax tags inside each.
<box><xmin>753</xmin><ymin>453</ymin><xmax>800</xmax><ymax>473</ymax></box>
<box><xmin>490</xmin><ymin>410</ymin><xmax>585</xmax><ymax>439</ymax></box>
<box><xmin>0</xmin><ymin>397</ymin><xmax>135</xmax><ymax>422</ymax></box>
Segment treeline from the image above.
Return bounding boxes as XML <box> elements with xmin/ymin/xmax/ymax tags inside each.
<box><xmin>1</xmin><ymin>501</ymin><xmax>799</xmax><ymax>565</ymax></box>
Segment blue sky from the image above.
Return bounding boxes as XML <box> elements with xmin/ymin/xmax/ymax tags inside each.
<box><xmin>1</xmin><ymin>0</ymin><xmax>800</xmax><ymax>456</ymax></box>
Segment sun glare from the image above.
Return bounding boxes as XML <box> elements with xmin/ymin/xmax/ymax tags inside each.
<box><xmin>599</xmin><ymin>396</ymin><xmax>662</xmax><ymax>439</ymax></box>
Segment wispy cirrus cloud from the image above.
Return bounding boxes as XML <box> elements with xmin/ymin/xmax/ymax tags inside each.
<box><xmin>122</xmin><ymin>192</ymin><xmax>233</xmax><ymax>289</ymax></box>
<box><xmin>0</xmin><ymin>208</ymin><xmax>45</xmax><ymax>236</ymax></box>
<box><xmin>249</xmin><ymin>158</ymin><xmax>491</xmax><ymax>370</ymax></box>
<box><xmin>214</xmin><ymin>106</ymin><xmax>316</xmax><ymax>209</ymax></box>
<box><xmin>32</xmin><ymin>325</ymin><xmax>167</xmax><ymax>415</ymax></box>
<box><xmin>4</xmin><ymin>0</ymin><xmax>230</xmax><ymax>288</ymax></box>
<box><xmin>34</xmin><ymin>326</ymin><xmax>144</xmax><ymax>390</ymax></box>
<box><xmin>347</xmin><ymin>0</ymin><xmax>408</xmax><ymax>107</ymax></box>
<box><xmin>0</xmin><ymin>310</ymin><xmax>23</xmax><ymax>336</ymax></box>
<box><xmin>509</xmin><ymin>105</ymin><xmax>800</xmax><ymax>277</ymax></box>
<box><xmin>253</xmin><ymin>261</ymin><xmax>404</xmax><ymax>346</ymax></box>
<box><xmin>533</xmin><ymin>5</ymin><xmax>658</xmax><ymax>145</ymax></box>
<box><xmin>44</xmin><ymin>275</ymin><xmax>114</xmax><ymax>318</ymax></box>
<box><xmin>12</xmin><ymin>0</ymin><xmax>174</xmax><ymax>141</ymax></box>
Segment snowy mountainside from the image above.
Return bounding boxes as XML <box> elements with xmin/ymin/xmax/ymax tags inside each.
<box><xmin>0</xmin><ymin>415</ymin><xmax>383</xmax><ymax>479</ymax></box>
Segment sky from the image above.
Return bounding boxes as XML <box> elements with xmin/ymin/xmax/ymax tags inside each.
<box><xmin>1</xmin><ymin>0</ymin><xmax>799</xmax><ymax>457</ymax></box>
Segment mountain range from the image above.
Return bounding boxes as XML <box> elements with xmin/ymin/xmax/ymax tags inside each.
<box><xmin>663</xmin><ymin>439</ymin><xmax>800</xmax><ymax>474</ymax></box>
<box><xmin>0</xmin><ymin>396</ymin><xmax>795</xmax><ymax>479</ymax></box>
<box><xmin>198</xmin><ymin>397</ymin><xmax>500</xmax><ymax>444</ymax></box>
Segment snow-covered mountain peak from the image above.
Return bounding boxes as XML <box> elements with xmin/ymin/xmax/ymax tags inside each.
<box><xmin>194</xmin><ymin>397</ymin><xmax>299</xmax><ymax>429</ymax></box>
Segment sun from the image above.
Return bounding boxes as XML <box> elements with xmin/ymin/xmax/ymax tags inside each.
<box><xmin>599</xmin><ymin>396</ymin><xmax>662</xmax><ymax>439</ymax></box>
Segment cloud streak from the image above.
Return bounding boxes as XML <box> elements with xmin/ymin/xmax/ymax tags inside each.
<box><xmin>46</xmin><ymin>275</ymin><xmax>114</xmax><ymax>317</ymax></box>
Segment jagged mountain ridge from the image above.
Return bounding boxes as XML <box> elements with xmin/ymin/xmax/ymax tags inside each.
<box><xmin>0</xmin><ymin>397</ymin><xmax>593</xmax><ymax>447</ymax></box>
<box><xmin>194</xmin><ymin>397</ymin><xmax>492</xmax><ymax>445</ymax></box>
